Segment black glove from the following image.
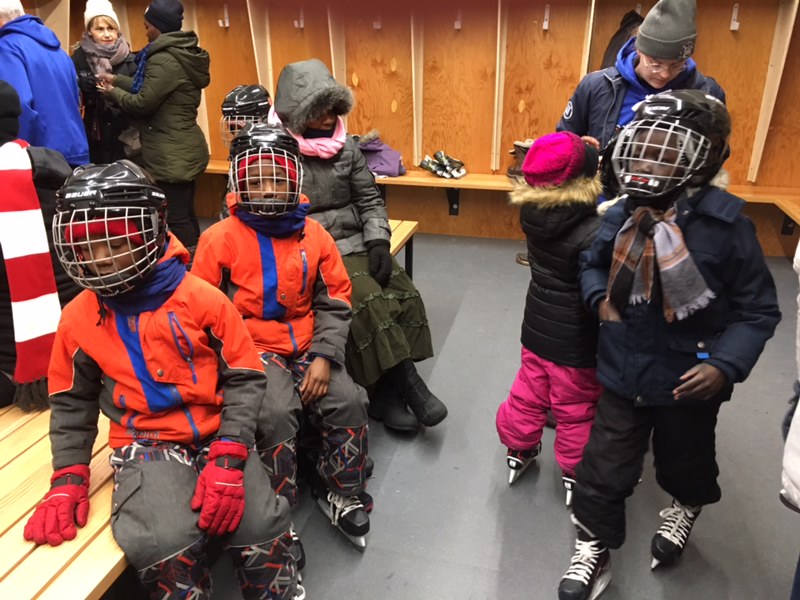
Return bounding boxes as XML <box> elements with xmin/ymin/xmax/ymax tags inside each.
<box><xmin>13</xmin><ymin>378</ymin><xmax>50</xmax><ymax>412</ymax></box>
<box><xmin>77</xmin><ymin>70</ymin><xmax>97</xmax><ymax>95</ymax></box>
<box><xmin>366</xmin><ymin>240</ymin><xmax>392</xmax><ymax>287</ymax></box>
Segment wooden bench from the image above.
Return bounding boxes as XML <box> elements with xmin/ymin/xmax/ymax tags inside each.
<box><xmin>206</xmin><ymin>160</ymin><xmax>420</xmax><ymax>277</ymax></box>
<box><xmin>0</xmin><ymin>406</ymin><xmax>125</xmax><ymax>600</ymax></box>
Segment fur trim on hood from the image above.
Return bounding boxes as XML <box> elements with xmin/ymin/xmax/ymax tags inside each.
<box><xmin>274</xmin><ymin>58</ymin><xmax>354</xmax><ymax>134</ymax></box>
<box><xmin>509</xmin><ymin>175</ymin><xmax>602</xmax><ymax>208</ymax></box>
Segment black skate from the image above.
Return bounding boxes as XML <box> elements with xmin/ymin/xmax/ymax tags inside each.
<box><xmin>506</xmin><ymin>442</ymin><xmax>541</xmax><ymax>484</ymax></box>
<box><xmin>311</xmin><ymin>476</ymin><xmax>370</xmax><ymax>549</ymax></box>
<box><xmin>562</xmin><ymin>473</ymin><xmax>576</xmax><ymax>507</ymax></box>
<box><xmin>650</xmin><ymin>499</ymin><xmax>701</xmax><ymax>569</ymax></box>
<box><xmin>558</xmin><ymin>517</ymin><xmax>611</xmax><ymax>600</ymax></box>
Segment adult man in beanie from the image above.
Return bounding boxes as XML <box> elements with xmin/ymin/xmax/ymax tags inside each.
<box><xmin>0</xmin><ymin>80</ymin><xmax>79</xmax><ymax>411</ymax></box>
<box><xmin>97</xmin><ymin>0</ymin><xmax>210</xmax><ymax>251</ymax></box>
<box><xmin>557</xmin><ymin>0</ymin><xmax>725</xmax><ymax>155</ymax></box>
<box><xmin>0</xmin><ymin>1</ymin><xmax>89</xmax><ymax>167</ymax></box>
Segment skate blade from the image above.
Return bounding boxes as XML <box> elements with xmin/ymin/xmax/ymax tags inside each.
<box><xmin>651</xmin><ymin>557</ymin><xmax>661</xmax><ymax>570</ymax></box>
<box><xmin>565</xmin><ymin>488</ymin><xmax>573</xmax><ymax>507</ymax></box>
<box><xmin>589</xmin><ymin>569</ymin><xmax>611</xmax><ymax>600</ymax></box>
<box><xmin>507</xmin><ymin>460</ymin><xmax>533</xmax><ymax>485</ymax></box>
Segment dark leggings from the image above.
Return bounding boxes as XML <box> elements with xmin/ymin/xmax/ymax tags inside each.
<box><xmin>792</xmin><ymin>553</ymin><xmax>800</xmax><ymax>600</ymax></box>
<box><xmin>157</xmin><ymin>180</ymin><xmax>200</xmax><ymax>249</ymax></box>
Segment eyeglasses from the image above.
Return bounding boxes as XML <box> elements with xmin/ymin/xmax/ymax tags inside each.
<box><xmin>640</xmin><ymin>55</ymin><xmax>687</xmax><ymax>75</ymax></box>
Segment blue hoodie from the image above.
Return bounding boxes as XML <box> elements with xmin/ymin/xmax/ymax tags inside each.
<box><xmin>0</xmin><ymin>15</ymin><xmax>89</xmax><ymax>166</ymax></box>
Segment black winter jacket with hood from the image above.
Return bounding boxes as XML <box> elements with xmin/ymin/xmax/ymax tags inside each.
<box><xmin>511</xmin><ymin>175</ymin><xmax>602</xmax><ymax>368</ymax></box>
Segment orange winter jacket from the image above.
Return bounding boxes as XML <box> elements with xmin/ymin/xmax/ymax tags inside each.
<box><xmin>192</xmin><ymin>198</ymin><xmax>352</xmax><ymax>364</ymax></box>
<box><xmin>47</xmin><ymin>236</ymin><xmax>266</xmax><ymax>469</ymax></box>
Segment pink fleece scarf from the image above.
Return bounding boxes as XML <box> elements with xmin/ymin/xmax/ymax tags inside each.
<box><xmin>268</xmin><ymin>107</ymin><xmax>346</xmax><ymax>159</ymax></box>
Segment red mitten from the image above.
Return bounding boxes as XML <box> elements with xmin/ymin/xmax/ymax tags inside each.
<box><xmin>24</xmin><ymin>464</ymin><xmax>90</xmax><ymax>546</ymax></box>
<box><xmin>191</xmin><ymin>440</ymin><xmax>248</xmax><ymax>536</ymax></box>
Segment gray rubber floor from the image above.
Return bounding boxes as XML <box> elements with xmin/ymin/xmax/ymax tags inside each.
<box><xmin>211</xmin><ymin>233</ymin><xmax>800</xmax><ymax>600</ymax></box>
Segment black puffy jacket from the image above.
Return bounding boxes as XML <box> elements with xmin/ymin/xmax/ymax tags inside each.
<box><xmin>513</xmin><ymin>176</ymin><xmax>601</xmax><ymax>368</ymax></box>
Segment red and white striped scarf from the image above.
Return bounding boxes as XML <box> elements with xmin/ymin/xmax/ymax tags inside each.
<box><xmin>0</xmin><ymin>140</ymin><xmax>61</xmax><ymax>383</ymax></box>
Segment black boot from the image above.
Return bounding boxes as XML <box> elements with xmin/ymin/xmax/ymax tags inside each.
<box><xmin>400</xmin><ymin>359</ymin><xmax>448</xmax><ymax>427</ymax></box>
<box><xmin>368</xmin><ymin>371</ymin><xmax>419</xmax><ymax>432</ymax></box>
<box><xmin>506</xmin><ymin>139</ymin><xmax>534</xmax><ymax>180</ymax></box>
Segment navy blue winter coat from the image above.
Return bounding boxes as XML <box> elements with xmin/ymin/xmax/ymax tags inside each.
<box><xmin>579</xmin><ymin>187</ymin><xmax>781</xmax><ymax>406</ymax></box>
<box><xmin>556</xmin><ymin>38</ymin><xmax>726</xmax><ymax>151</ymax></box>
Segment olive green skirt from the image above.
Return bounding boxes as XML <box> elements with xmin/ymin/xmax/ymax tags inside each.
<box><xmin>342</xmin><ymin>253</ymin><xmax>433</xmax><ymax>388</ymax></box>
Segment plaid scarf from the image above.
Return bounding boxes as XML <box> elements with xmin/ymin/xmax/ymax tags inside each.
<box><xmin>607</xmin><ymin>205</ymin><xmax>715</xmax><ymax>322</ymax></box>
<box><xmin>131</xmin><ymin>44</ymin><xmax>151</xmax><ymax>94</ymax></box>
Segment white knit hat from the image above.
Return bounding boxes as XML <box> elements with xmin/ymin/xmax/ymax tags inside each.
<box><xmin>0</xmin><ymin>1</ymin><xmax>25</xmax><ymax>15</ymax></box>
<box><xmin>84</xmin><ymin>0</ymin><xmax>120</xmax><ymax>28</ymax></box>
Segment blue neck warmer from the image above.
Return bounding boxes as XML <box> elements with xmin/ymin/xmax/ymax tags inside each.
<box><xmin>236</xmin><ymin>203</ymin><xmax>310</xmax><ymax>238</ymax></box>
<box><xmin>131</xmin><ymin>43</ymin><xmax>151</xmax><ymax>94</ymax></box>
<box><xmin>103</xmin><ymin>243</ymin><xmax>186</xmax><ymax>316</ymax></box>
<box><xmin>615</xmin><ymin>38</ymin><xmax>697</xmax><ymax>128</ymax></box>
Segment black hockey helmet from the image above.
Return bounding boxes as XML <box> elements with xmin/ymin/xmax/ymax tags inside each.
<box><xmin>610</xmin><ymin>89</ymin><xmax>731</xmax><ymax>200</ymax></box>
<box><xmin>54</xmin><ymin>160</ymin><xmax>167</xmax><ymax>296</ymax></box>
<box><xmin>228</xmin><ymin>122</ymin><xmax>304</xmax><ymax>218</ymax></box>
<box><xmin>221</xmin><ymin>84</ymin><xmax>272</xmax><ymax>147</ymax></box>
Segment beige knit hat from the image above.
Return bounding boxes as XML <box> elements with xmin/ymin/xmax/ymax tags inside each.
<box><xmin>84</xmin><ymin>0</ymin><xmax>120</xmax><ymax>28</ymax></box>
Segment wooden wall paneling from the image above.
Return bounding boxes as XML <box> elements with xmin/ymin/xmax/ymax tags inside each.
<box><xmin>267</xmin><ymin>0</ymin><xmax>332</xmax><ymax>93</ymax></box>
<box><xmin>124</xmin><ymin>0</ymin><xmax>148</xmax><ymax>52</ymax></box>
<box><xmin>411</xmin><ymin>12</ymin><xmax>423</xmax><ymax>165</ymax></box>
<box><xmin>743</xmin><ymin>204</ymin><xmax>799</xmax><ymax>258</ymax></box>
<box><xmin>418</xmin><ymin>1</ymin><xmax>498</xmax><ymax>174</ymax></box>
<box><xmin>588</xmin><ymin>0</ymin><xmax>654</xmax><ymax>73</ymax></box>
<box><xmin>749</xmin><ymin>0</ymin><xmax>799</xmax><ymax>184</ymax></box>
<box><xmin>334</xmin><ymin>1</ymin><xmax>414</xmax><ymax>167</ymax></box>
<box><xmin>756</xmin><ymin>7</ymin><xmax>800</xmax><ymax>187</ymax></box>
<box><xmin>694</xmin><ymin>0</ymin><xmax>780</xmax><ymax>185</ymax></box>
<box><xmin>245</xmin><ymin>1</ymin><xmax>273</xmax><ymax>94</ymax></box>
<box><xmin>492</xmin><ymin>0</ymin><xmax>508</xmax><ymax>171</ymax></box>
<box><xmin>500</xmin><ymin>0</ymin><xmax>589</xmax><ymax>175</ymax></box>
<box><xmin>194</xmin><ymin>0</ymin><xmax>259</xmax><ymax>161</ymax></box>
<box><xmin>29</xmin><ymin>0</ymin><xmax>70</xmax><ymax>48</ymax></box>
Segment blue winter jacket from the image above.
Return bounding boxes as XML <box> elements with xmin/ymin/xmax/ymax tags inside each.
<box><xmin>579</xmin><ymin>187</ymin><xmax>781</xmax><ymax>406</ymax></box>
<box><xmin>0</xmin><ymin>15</ymin><xmax>89</xmax><ymax>166</ymax></box>
<box><xmin>557</xmin><ymin>38</ymin><xmax>726</xmax><ymax>151</ymax></box>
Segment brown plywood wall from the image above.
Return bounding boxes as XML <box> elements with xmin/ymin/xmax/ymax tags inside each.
<box><xmin>756</xmin><ymin>6</ymin><xmax>800</xmax><ymax>187</ymax></box>
<box><xmin>338</xmin><ymin>1</ymin><xmax>414</xmax><ymax>166</ymax></box>
<box><xmin>694</xmin><ymin>0</ymin><xmax>780</xmax><ymax>184</ymax></box>
<box><xmin>267</xmin><ymin>0</ymin><xmax>332</xmax><ymax>93</ymax></box>
<box><xmin>588</xmin><ymin>1</ymin><xmax>655</xmax><ymax>72</ymax></box>
<box><xmin>501</xmin><ymin>0</ymin><xmax>589</xmax><ymax>175</ymax></box>
<box><xmin>419</xmin><ymin>2</ymin><xmax>498</xmax><ymax>174</ymax></box>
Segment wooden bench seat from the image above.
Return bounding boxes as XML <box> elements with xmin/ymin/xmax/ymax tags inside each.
<box><xmin>0</xmin><ymin>409</ymin><xmax>125</xmax><ymax>600</ymax></box>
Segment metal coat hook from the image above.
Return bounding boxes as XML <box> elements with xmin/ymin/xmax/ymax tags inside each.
<box><xmin>454</xmin><ymin>10</ymin><xmax>462</xmax><ymax>31</ymax></box>
<box><xmin>543</xmin><ymin>4</ymin><xmax>550</xmax><ymax>30</ymax></box>
<box><xmin>373</xmin><ymin>15</ymin><xmax>382</xmax><ymax>30</ymax></box>
<box><xmin>217</xmin><ymin>3</ymin><xmax>229</xmax><ymax>28</ymax></box>
<box><xmin>635</xmin><ymin>3</ymin><xmax>642</xmax><ymax>14</ymax></box>
<box><xmin>293</xmin><ymin>9</ymin><xmax>304</xmax><ymax>30</ymax></box>
<box><xmin>730</xmin><ymin>3</ymin><xmax>740</xmax><ymax>31</ymax></box>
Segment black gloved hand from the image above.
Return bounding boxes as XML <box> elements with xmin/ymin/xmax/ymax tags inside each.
<box><xmin>13</xmin><ymin>378</ymin><xmax>50</xmax><ymax>412</ymax></box>
<box><xmin>77</xmin><ymin>71</ymin><xmax>97</xmax><ymax>95</ymax></box>
<box><xmin>366</xmin><ymin>240</ymin><xmax>392</xmax><ymax>287</ymax></box>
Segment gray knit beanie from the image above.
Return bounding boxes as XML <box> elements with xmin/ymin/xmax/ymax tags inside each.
<box><xmin>635</xmin><ymin>0</ymin><xmax>697</xmax><ymax>60</ymax></box>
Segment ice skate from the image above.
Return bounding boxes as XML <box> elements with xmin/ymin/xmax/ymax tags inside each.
<box><xmin>558</xmin><ymin>516</ymin><xmax>611</xmax><ymax>600</ymax></box>
<box><xmin>650</xmin><ymin>499</ymin><xmax>701</xmax><ymax>569</ymax></box>
<box><xmin>506</xmin><ymin>442</ymin><xmax>541</xmax><ymax>484</ymax></box>
<box><xmin>562</xmin><ymin>473</ymin><xmax>576</xmax><ymax>507</ymax></box>
<box><xmin>311</xmin><ymin>476</ymin><xmax>370</xmax><ymax>549</ymax></box>
<box><xmin>293</xmin><ymin>584</ymin><xmax>306</xmax><ymax>600</ymax></box>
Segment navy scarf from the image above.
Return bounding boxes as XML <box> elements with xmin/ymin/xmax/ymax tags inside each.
<box><xmin>236</xmin><ymin>203</ymin><xmax>310</xmax><ymax>238</ymax></box>
<box><xmin>103</xmin><ymin>250</ymin><xmax>186</xmax><ymax>315</ymax></box>
<box><xmin>131</xmin><ymin>44</ymin><xmax>151</xmax><ymax>94</ymax></box>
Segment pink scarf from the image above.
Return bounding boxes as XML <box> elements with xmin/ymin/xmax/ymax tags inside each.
<box><xmin>268</xmin><ymin>107</ymin><xmax>346</xmax><ymax>159</ymax></box>
<box><xmin>0</xmin><ymin>140</ymin><xmax>61</xmax><ymax>383</ymax></box>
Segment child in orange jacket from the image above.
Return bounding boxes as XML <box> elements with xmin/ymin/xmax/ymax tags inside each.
<box><xmin>192</xmin><ymin>123</ymin><xmax>371</xmax><ymax>550</ymax></box>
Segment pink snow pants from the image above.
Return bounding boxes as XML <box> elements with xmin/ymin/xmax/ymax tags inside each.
<box><xmin>496</xmin><ymin>346</ymin><xmax>601</xmax><ymax>476</ymax></box>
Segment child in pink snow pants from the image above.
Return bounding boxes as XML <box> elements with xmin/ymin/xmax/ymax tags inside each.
<box><xmin>496</xmin><ymin>131</ymin><xmax>603</xmax><ymax>503</ymax></box>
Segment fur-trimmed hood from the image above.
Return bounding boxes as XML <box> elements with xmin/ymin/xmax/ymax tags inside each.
<box><xmin>273</xmin><ymin>58</ymin><xmax>354</xmax><ymax>134</ymax></box>
<box><xmin>509</xmin><ymin>175</ymin><xmax>602</xmax><ymax>208</ymax></box>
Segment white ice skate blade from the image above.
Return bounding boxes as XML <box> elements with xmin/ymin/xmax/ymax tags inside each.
<box><xmin>293</xmin><ymin>583</ymin><xmax>306</xmax><ymax>600</ymax></box>
<box><xmin>507</xmin><ymin>462</ymin><xmax>532</xmax><ymax>485</ymax></box>
<box><xmin>590</xmin><ymin>569</ymin><xmax>611</xmax><ymax>600</ymax></box>
<box><xmin>651</xmin><ymin>557</ymin><xmax>660</xmax><ymax>570</ymax></box>
<box><xmin>565</xmin><ymin>488</ymin><xmax>573</xmax><ymax>507</ymax></box>
<box><xmin>315</xmin><ymin>496</ymin><xmax>369</xmax><ymax>550</ymax></box>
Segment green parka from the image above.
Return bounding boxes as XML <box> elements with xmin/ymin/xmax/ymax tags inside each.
<box><xmin>109</xmin><ymin>31</ymin><xmax>209</xmax><ymax>183</ymax></box>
